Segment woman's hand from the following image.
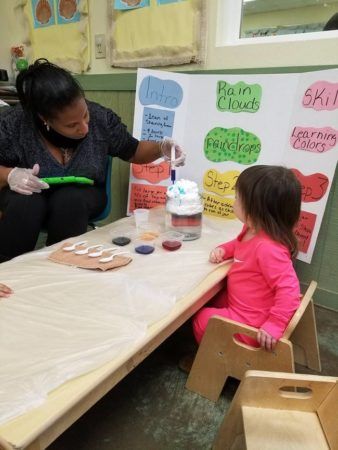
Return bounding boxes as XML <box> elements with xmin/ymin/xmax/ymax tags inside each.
<box><xmin>7</xmin><ymin>164</ymin><xmax>49</xmax><ymax>195</ymax></box>
<box><xmin>160</xmin><ymin>137</ymin><xmax>186</xmax><ymax>167</ymax></box>
<box><xmin>209</xmin><ymin>247</ymin><xmax>225</xmax><ymax>263</ymax></box>
<box><xmin>0</xmin><ymin>283</ymin><xmax>13</xmax><ymax>298</ymax></box>
<box><xmin>257</xmin><ymin>329</ymin><xmax>277</xmax><ymax>351</ymax></box>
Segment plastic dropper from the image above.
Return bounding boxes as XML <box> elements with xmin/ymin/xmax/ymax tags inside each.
<box><xmin>170</xmin><ymin>143</ymin><xmax>176</xmax><ymax>184</ymax></box>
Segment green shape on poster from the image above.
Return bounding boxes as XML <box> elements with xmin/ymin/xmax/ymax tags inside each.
<box><xmin>204</xmin><ymin>127</ymin><xmax>261</xmax><ymax>164</ymax></box>
<box><xmin>216</xmin><ymin>81</ymin><xmax>262</xmax><ymax>113</ymax></box>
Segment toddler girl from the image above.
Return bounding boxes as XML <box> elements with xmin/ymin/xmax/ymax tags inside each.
<box><xmin>193</xmin><ymin>165</ymin><xmax>302</xmax><ymax>351</ymax></box>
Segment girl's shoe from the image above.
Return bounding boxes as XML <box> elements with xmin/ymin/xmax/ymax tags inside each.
<box><xmin>178</xmin><ymin>353</ymin><xmax>196</xmax><ymax>374</ymax></box>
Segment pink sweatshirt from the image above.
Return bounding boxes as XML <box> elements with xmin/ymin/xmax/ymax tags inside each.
<box><xmin>218</xmin><ymin>226</ymin><xmax>300</xmax><ymax>340</ymax></box>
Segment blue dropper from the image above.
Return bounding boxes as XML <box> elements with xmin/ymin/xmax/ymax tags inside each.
<box><xmin>170</xmin><ymin>144</ymin><xmax>176</xmax><ymax>184</ymax></box>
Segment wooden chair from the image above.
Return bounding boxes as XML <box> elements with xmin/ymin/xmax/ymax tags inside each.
<box><xmin>213</xmin><ymin>370</ymin><xmax>338</xmax><ymax>450</ymax></box>
<box><xmin>186</xmin><ymin>281</ymin><xmax>321</xmax><ymax>402</ymax></box>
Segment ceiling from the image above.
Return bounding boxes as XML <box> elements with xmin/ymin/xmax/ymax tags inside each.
<box><xmin>243</xmin><ymin>0</ymin><xmax>338</xmax><ymax>14</ymax></box>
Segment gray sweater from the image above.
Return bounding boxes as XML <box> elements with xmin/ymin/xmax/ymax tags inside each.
<box><xmin>0</xmin><ymin>101</ymin><xmax>139</xmax><ymax>184</ymax></box>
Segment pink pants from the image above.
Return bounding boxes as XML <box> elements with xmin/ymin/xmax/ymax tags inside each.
<box><xmin>192</xmin><ymin>290</ymin><xmax>259</xmax><ymax>347</ymax></box>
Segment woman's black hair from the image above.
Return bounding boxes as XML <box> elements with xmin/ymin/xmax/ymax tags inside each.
<box><xmin>236</xmin><ymin>165</ymin><xmax>302</xmax><ymax>258</ymax></box>
<box><xmin>16</xmin><ymin>58</ymin><xmax>84</xmax><ymax>120</ymax></box>
<box><xmin>323</xmin><ymin>12</ymin><xmax>338</xmax><ymax>31</ymax></box>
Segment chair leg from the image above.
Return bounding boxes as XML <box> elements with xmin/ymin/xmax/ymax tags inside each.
<box><xmin>291</xmin><ymin>299</ymin><xmax>321</xmax><ymax>372</ymax></box>
<box><xmin>213</xmin><ymin>401</ymin><xmax>245</xmax><ymax>450</ymax></box>
<box><xmin>186</xmin><ymin>319</ymin><xmax>231</xmax><ymax>402</ymax></box>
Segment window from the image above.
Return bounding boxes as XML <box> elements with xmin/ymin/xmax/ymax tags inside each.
<box><xmin>241</xmin><ymin>0</ymin><xmax>338</xmax><ymax>39</ymax></box>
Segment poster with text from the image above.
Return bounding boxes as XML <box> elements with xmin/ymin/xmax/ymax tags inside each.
<box><xmin>128</xmin><ymin>68</ymin><xmax>338</xmax><ymax>263</ymax></box>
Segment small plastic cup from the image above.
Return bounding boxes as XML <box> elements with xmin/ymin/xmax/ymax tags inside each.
<box><xmin>160</xmin><ymin>231</ymin><xmax>184</xmax><ymax>251</ymax></box>
<box><xmin>137</xmin><ymin>222</ymin><xmax>161</xmax><ymax>241</ymax></box>
<box><xmin>134</xmin><ymin>238</ymin><xmax>156</xmax><ymax>255</ymax></box>
<box><xmin>109</xmin><ymin>226</ymin><xmax>135</xmax><ymax>246</ymax></box>
<box><xmin>133</xmin><ymin>208</ymin><xmax>150</xmax><ymax>228</ymax></box>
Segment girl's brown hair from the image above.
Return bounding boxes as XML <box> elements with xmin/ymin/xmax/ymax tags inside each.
<box><xmin>236</xmin><ymin>165</ymin><xmax>301</xmax><ymax>258</ymax></box>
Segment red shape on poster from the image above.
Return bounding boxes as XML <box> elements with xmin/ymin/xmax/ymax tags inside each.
<box><xmin>294</xmin><ymin>210</ymin><xmax>317</xmax><ymax>253</ymax></box>
<box><xmin>129</xmin><ymin>183</ymin><xmax>167</xmax><ymax>212</ymax></box>
<box><xmin>132</xmin><ymin>161</ymin><xmax>170</xmax><ymax>184</ymax></box>
<box><xmin>292</xmin><ymin>168</ymin><xmax>329</xmax><ymax>202</ymax></box>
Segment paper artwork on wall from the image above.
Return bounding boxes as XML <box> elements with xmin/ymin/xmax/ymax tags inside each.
<box><xmin>31</xmin><ymin>0</ymin><xmax>56</xmax><ymax>28</ymax></box>
<box><xmin>56</xmin><ymin>0</ymin><xmax>81</xmax><ymax>24</ymax></box>
<box><xmin>157</xmin><ymin>0</ymin><xmax>186</xmax><ymax>4</ymax></box>
<box><xmin>109</xmin><ymin>0</ymin><xmax>206</xmax><ymax>67</ymax></box>
<box><xmin>129</xmin><ymin>68</ymin><xmax>338</xmax><ymax>263</ymax></box>
<box><xmin>114</xmin><ymin>0</ymin><xmax>150</xmax><ymax>10</ymax></box>
<box><xmin>16</xmin><ymin>0</ymin><xmax>90</xmax><ymax>73</ymax></box>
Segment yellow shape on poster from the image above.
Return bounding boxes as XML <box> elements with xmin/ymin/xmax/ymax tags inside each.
<box><xmin>203</xmin><ymin>169</ymin><xmax>240</xmax><ymax>197</ymax></box>
<box><xmin>203</xmin><ymin>193</ymin><xmax>236</xmax><ymax>219</ymax></box>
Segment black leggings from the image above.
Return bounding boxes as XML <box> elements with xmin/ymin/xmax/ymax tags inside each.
<box><xmin>0</xmin><ymin>185</ymin><xmax>106</xmax><ymax>261</ymax></box>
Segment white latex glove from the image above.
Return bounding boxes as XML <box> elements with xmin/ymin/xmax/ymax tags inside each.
<box><xmin>160</xmin><ymin>137</ymin><xmax>186</xmax><ymax>167</ymax></box>
<box><xmin>7</xmin><ymin>164</ymin><xmax>49</xmax><ymax>195</ymax></box>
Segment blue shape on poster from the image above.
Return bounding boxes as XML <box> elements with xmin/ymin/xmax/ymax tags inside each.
<box><xmin>141</xmin><ymin>107</ymin><xmax>175</xmax><ymax>141</ymax></box>
<box><xmin>139</xmin><ymin>76</ymin><xmax>183</xmax><ymax>109</ymax></box>
<box><xmin>31</xmin><ymin>0</ymin><xmax>56</xmax><ymax>28</ymax></box>
<box><xmin>157</xmin><ymin>0</ymin><xmax>186</xmax><ymax>4</ymax></box>
<box><xmin>57</xmin><ymin>0</ymin><xmax>80</xmax><ymax>24</ymax></box>
<box><xmin>114</xmin><ymin>0</ymin><xmax>150</xmax><ymax>10</ymax></box>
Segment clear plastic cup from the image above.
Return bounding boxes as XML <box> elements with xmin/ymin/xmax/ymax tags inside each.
<box><xmin>134</xmin><ymin>238</ymin><xmax>156</xmax><ymax>255</ymax></box>
<box><xmin>160</xmin><ymin>231</ymin><xmax>184</xmax><ymax>251</ymax></box>
<box><xmin>133</xmin><ymin>208</ymin><xmax>150</xmax><ymax>228</ymax></box>
<box><xmin>109</xmin><ymin>225</ymin><xmax>136</xmax><ymax>246</ymax></box>
<box><xmin>137</xmin><ymin>222</ymin><xmax>161</xmax><ymax>240</ymax></box>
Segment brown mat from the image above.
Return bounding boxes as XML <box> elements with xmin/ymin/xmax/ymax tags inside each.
<box><xmin>48</xmin><ymin>243</ymin><xmax>132</xmax><ymax>271</ymax></box>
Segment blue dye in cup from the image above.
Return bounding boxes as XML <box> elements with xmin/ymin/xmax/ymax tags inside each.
<box><xmin>135</xmin><ymin>245</ymin><xmax>155</xmax><ymax>255</ymax></box>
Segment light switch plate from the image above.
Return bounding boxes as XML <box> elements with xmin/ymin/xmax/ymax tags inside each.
<box><xmin>94</xmin><ymin>34</ymin><xmax>106</xmax><ymax>59</ymax></box>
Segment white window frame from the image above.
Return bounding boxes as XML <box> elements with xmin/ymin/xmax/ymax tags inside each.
<box><xmin>207</xmin><ymin>0</ymin><xmax>338</xmax><ymax>69</ymax></box>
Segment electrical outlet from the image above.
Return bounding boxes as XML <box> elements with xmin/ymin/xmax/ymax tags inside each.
<box><xmin>94</xmin><ymin>34</ymin><xmax>106</xmax><ymax>59</ymax></box>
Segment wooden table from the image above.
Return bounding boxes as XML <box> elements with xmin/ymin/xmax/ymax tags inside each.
<box><xmin>0</xmin><ymin>215</ymin><xmax>237</xmax><ymax>450</ymax></box>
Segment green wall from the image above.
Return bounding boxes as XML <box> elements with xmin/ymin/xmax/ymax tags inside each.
<box><xmin>85</xmin><ymin>91</ymin><xmax>135</xmax><ymax>222</ymax></box>
<box><xmin>79</xmin><ymin>68</ymin><xmax>338</xmax><ymax>311</ymax></box>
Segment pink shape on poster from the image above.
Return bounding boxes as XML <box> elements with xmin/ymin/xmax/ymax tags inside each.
<box><xmin>302</xmin><ymin>81</ymin><xmax>338</xmax><ymax>111</ymax></box>
<box><xmin>290</xmin><ymin>126</ymin><xmax>337</xmax><ymax>153</ymax></box>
